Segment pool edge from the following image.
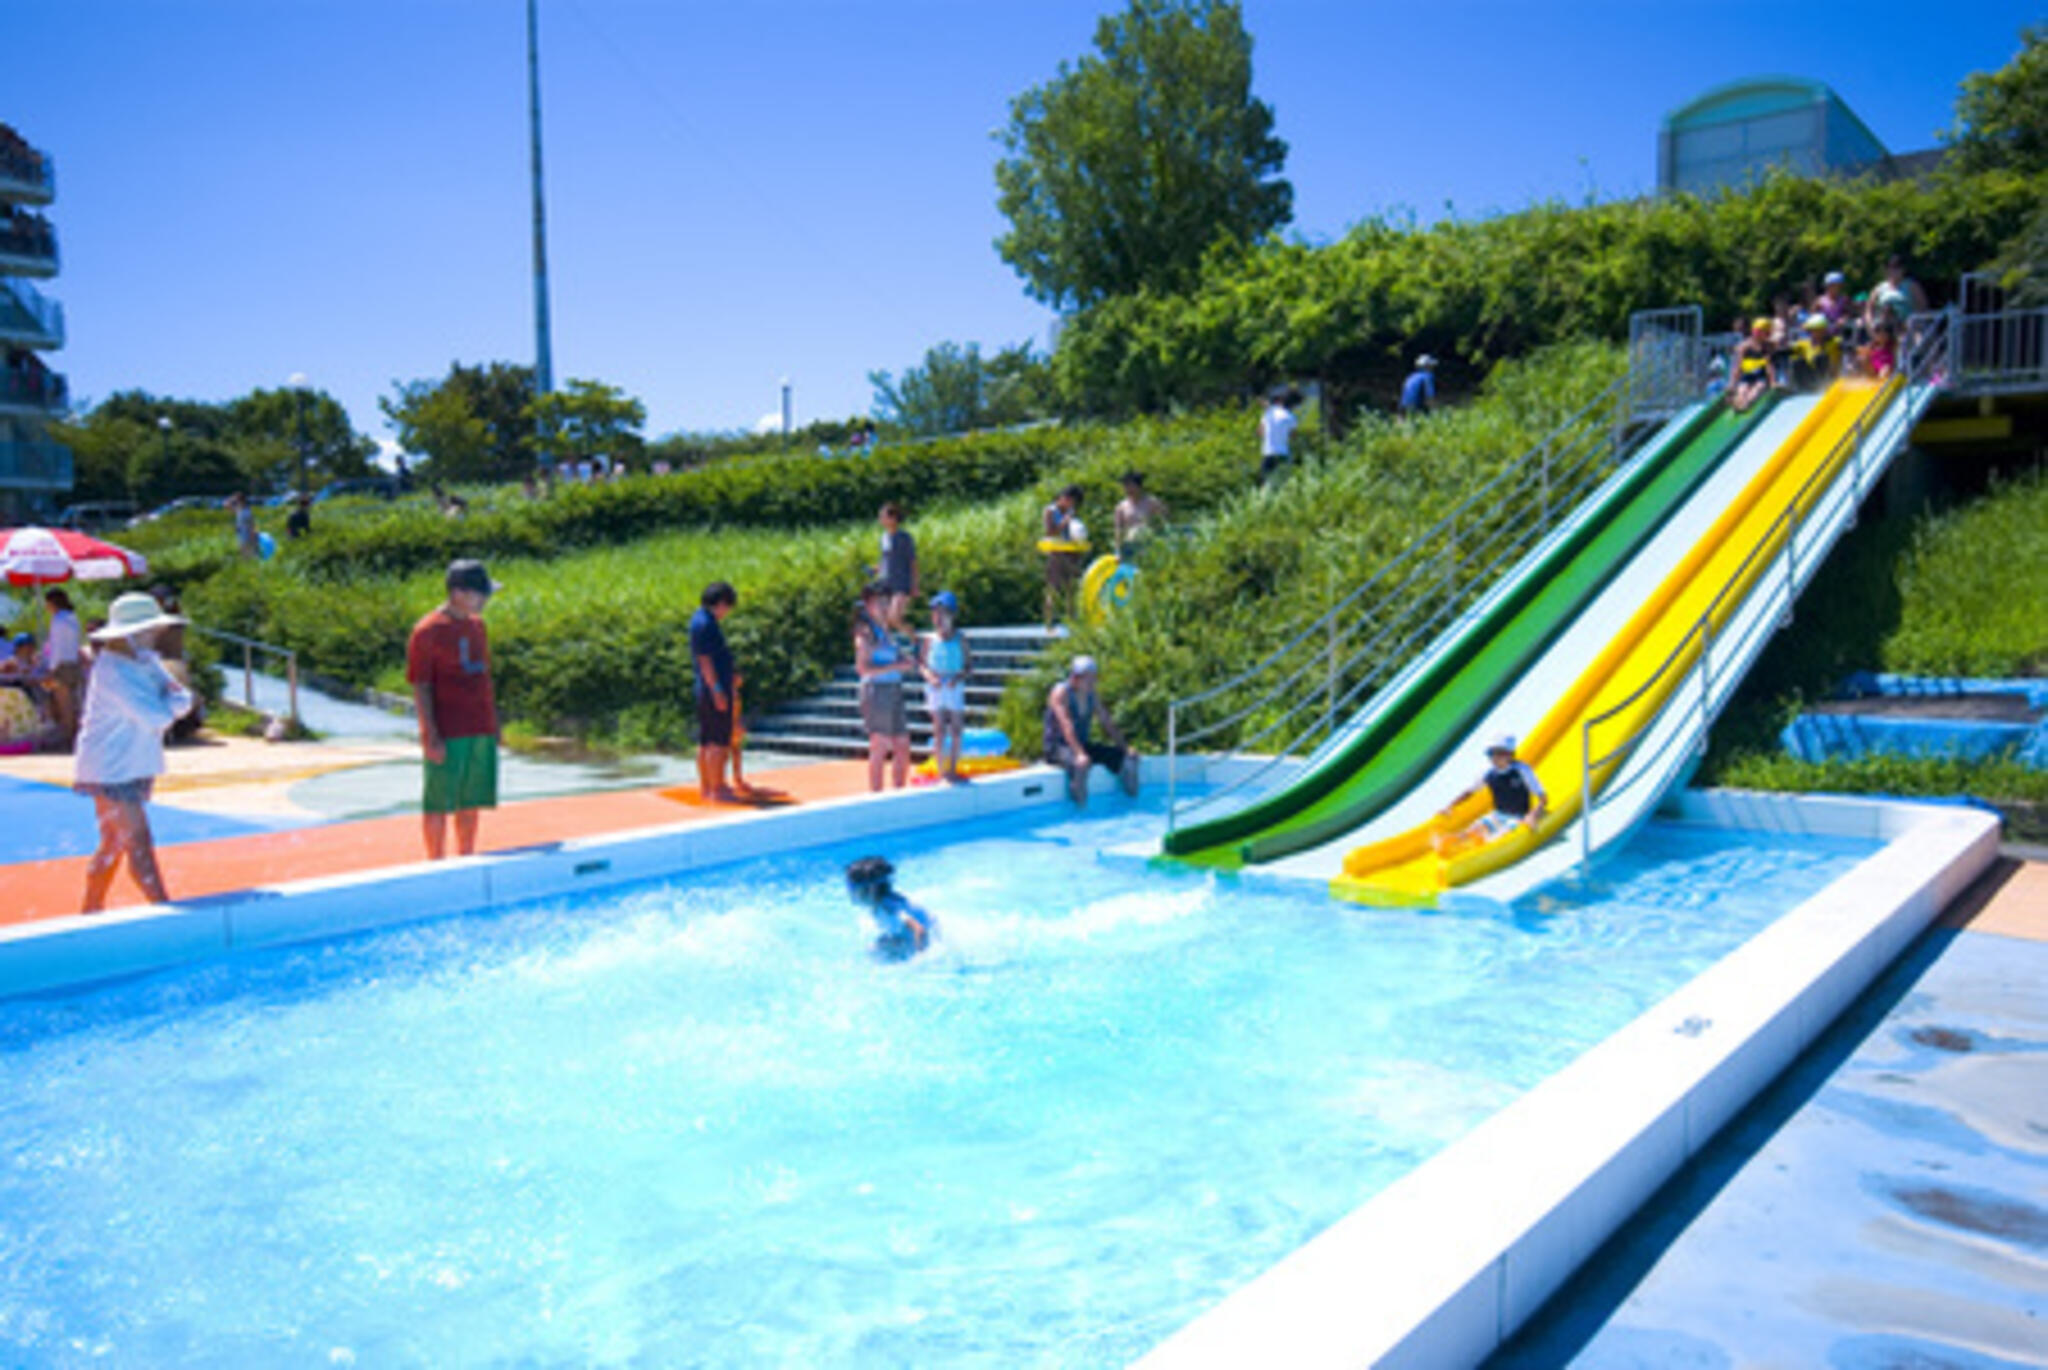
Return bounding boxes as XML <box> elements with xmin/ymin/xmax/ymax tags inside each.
<box><xmin>1130</xmin><ymin>789</ymin><xmax>2001</xmax><ymax>1370</ymax></box>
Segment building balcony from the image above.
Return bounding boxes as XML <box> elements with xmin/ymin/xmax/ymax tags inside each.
<box><xmin>0</xmin><ymin>213</ymin><xmax>59</xmax><ymax>277</ymax></box>
<box><xmin>0</xmin><ymin>437</ymin><xmax>74</xmax><ymax>491</ymax></box>
<box><xmin>0</xmin><ymin>367</ymin><xmax>68</xmax><ymax>416</ymax></box>
<box><xmin>0</xmin><ymin>143</ymin><xmax>55</xmax><ymax>207</ymax></box>
<box><xmin>0</xmin><ymin>276</ymin><xmax>63</xmax><ymax>349</ymax></box>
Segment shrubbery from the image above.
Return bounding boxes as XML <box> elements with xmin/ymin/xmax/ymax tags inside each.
<box><xmin>1054</xmin><ymin>167</ymin><xmax>2048</xmax><ymax>412</ymax></box>
<box><xmin>1884</xmin><ymin>466</ymin><xmax>2048</xmax><ymax>677</ymax></box>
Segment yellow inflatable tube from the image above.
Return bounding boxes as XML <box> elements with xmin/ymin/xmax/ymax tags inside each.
<box><xmin>1334</xmin><ymin>379</ymin><xmax>1897</xmax><ymax>905</ymax></box>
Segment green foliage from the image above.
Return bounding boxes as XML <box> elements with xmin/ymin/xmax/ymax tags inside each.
<box><xmin>1712</xmin><ymin>751</ymin><xmax>2048</xmax><ymax>807</ymax></box>
<box><xmin>1944</xmin><ymin>25</ymin><xmax>2048</xmax><ymax>177</ymax></box>
<box><xmin>1884</xmin><ymin>467</ymin><xmax>2048</xmax><ymax>677</ymax></box>
<box><xmin>995</xmin><ymin>0</ymin><xmax>1290</xmax><ymax>310</ymax></box>
<box><xmin>1052</xmin><ymin>167</ymin><xmax>2048</xmax><ymax>413</ymax></box>
<box><xmin>527</xmin><ymin>379</ymin><xmax>647</xmax><ymax>466</ymax></box>
<box><xmin>996</xmin><ymin>343</ymin><xmax>1626</xmax><ymax>752</ymax></box>
<box><xmin>381</xmin><ymin>361</ymin><xmax>537</xmax><ymax>481</ymax></box>
<box><xmin>868</xmin><ymin>341</ymin><xmax>1057</xmax><ymax>435</ymax></box>
<box><xmin>46</xmin><ymin>386</ymin><xmax>373</xmax><ymax>503</ymax></box>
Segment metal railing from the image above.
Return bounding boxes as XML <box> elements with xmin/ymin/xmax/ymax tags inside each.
<box><xmin>1952</xmin><ymin>304</ymin><xmax>2048</xmax><ymax>396</ymax></box>
<box><xmin>0</xmin><ymin>368</ymin><xmax>66</xmax><ymax>411</ymax></box>
<box><xmin>0</xmin><ymin>216</ymin><xmax>57</xmax><ymax>268</ymax></box>
<box><xmin>0</xmin><ymin>437</ymin><xmax>74</xmax><ymax>489</ymax></box>
<box><xmin>0</xmin><ymin>275</ymin><xmax>65</xmax><ymax>344</ymax></box>
<box><xmin>1164</xmin><ymin>308</ymin><xmax>1701</xmax><ymax>834</ymax></box>
<box><xmin>1575</xmin><ymin>311</ymin><xmax>1956</xmax><ymax>859</ymax></box>
<box><xmin>0</xmin><ymin>146</ymin><xmax>53</xmax><ymax>200</ymax></box>
<box><xmin>190</xmin><ymin>626</ymin><xmax>301</xmax><ymax>724</ymax></box>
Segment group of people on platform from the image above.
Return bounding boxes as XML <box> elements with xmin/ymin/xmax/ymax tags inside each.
<box><xmin>1724</xmin><ymin>255</ymin><xmax>1928</xmax><ymax>413</ymax></box>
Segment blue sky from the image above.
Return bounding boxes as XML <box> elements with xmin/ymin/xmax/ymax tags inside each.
<box><xmin>11</xmin><ymin>2</ymin><xmax>2039</xmax><ymax>444</ymax></box>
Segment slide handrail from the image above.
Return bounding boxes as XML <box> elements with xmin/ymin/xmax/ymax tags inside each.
<box><xmin>1167</xmin><ymin>308</ymin><xmax>1702</xmax><ymax>834</ymax></box>
<box><xmin>1576</xmin><ymin>310</ymin><xmax>1954</xmax><ymax>856</ymax></box>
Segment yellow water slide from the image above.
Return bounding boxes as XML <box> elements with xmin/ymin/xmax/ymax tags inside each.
<box><xmin>1332</xmin><ymin>378</ymin><xmax>1899</xmax><ymax>906</ymax></box>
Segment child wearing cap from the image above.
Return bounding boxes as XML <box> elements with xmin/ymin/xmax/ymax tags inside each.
<box><xmin>407</xmin><ymin>559</ymin><xmax>500</xmax><ymax>858</ymax></box>
<box><xmin>1434</xmin><ymin>735</ymin><xmax>1548</xmax><ymax>858</ymax></box>
<box><xmin>920</xmin><ymin>590</ymin><xmax>974</xmax><ymax>784</ymax></box>
<box><xmin>72</xmin><ymin>591</ymin><xmax>195</xmax><ymax>912</ymax></box>
<box><xmin>1043</xmin><ymin>655</ymin><xmax>1140</xmax><ymax>806</ymax></box>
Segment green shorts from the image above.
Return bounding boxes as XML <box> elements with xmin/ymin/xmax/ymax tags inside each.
<box><xmin>423</xmin><ymin>734</ymin><xmax>499</xmax><ymax>814</ymax></box>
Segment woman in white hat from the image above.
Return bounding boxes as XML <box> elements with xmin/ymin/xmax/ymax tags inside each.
<box><xmin>73</xmin><ymin>591</ymin><xmax>195</xmax><ymax>913</ymax></box>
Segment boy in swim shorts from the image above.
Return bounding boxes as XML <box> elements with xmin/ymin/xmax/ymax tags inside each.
<box><xmin>1435</xmin><ymin>734</ymin><xmax>1548</xmax><ymax>857</ymax></box>
<box><xmin>408</xmin><ymin>559</ymin><xmax>502</xmax><ymax>859</ymax></box>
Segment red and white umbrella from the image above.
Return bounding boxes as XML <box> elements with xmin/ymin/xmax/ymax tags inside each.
<box><xmin>0</xmin><ymin>526</ymin><xmax>150</xmax><ymax>587</ymax></box>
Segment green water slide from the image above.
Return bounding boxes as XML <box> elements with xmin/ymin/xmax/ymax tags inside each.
<box><xmin>1162</xmin><ymin>396</ymin><xmax>1776</xmax><ymax>868</ymax></box>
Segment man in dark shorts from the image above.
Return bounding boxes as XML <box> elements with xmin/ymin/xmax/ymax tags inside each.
<box><xmin>407</xmin><ymin>558</ymin><xmax>501</xmax><ymax>859</ymax></box>
<box><xmin>1043</xmin><ymin>655</ymin><xmax>1140</xmax><ymax>807</ymax></box>
<box><xmin>875</xmin><ymin>502</ymin><xmax>918</xmax><ymax>636</ymax></box>
<box><xmin>690</xmin><ymin>581</ymin><xmax>741</xmax><ymax>801</ymax></box>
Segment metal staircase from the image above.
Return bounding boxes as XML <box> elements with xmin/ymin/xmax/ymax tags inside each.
<box><xmin>744</xmin><ymin>625</ymin><xmax>1057</xmax><ymax>759</ymax></box>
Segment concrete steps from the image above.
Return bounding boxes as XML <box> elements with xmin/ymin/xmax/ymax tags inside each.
<box><xmin>746</xmin><ymin>626</ymin><xmax>1058</xmax><ymax>759</ymax></box>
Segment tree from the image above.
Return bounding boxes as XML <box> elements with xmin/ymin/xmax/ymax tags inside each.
<box><xmin>226</xmin><ymin>386</ymin><xmax>375</xmax><ymax>492</ymax></box>
<box><xmin>1945</xmin><ymin>25</ymin><xmax>2048</xmax><ymax>177</ymax></box>
<box><xmin>526</xmin><ymin>379</ymin><xmax>647</xmax><ymax>467</ymax></box>
<box><xmin>994</xmin><ymin>0</ymin><xmax>1291</xmax><ymax>311</ymax></box>
<box><xmin>381</xmin><ymin>361</ymin><xmax>536</xmax><ymax>481</ymax></box>
<box><xmin>869</xmin><ymin>341</ymin><xmax>1055</xmax><ymax>436</ymax></box>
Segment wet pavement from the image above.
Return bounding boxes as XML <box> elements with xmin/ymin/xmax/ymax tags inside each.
<box><xmin>1493</xmin><ymin>857</ymin><xmax>2048</xmax><ymax>1368</ymax></box>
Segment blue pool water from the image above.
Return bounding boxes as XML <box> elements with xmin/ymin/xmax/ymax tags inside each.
<box><xmin>0</xmin><ymin>802</ymin><xmax>1878</xmax><ymax>1367</ymax></box>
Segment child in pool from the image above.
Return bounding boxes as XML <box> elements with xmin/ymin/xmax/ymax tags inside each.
<box><xmin>845</xmin><ymin>855</ymin><xmax>935</xmax><ymax>961</ymax></box>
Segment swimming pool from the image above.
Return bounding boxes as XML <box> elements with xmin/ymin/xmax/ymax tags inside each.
<box><xmin>0</xmin><ymin>800</ymin><xmax>1877</xmax><ymax>1366</ymax></box>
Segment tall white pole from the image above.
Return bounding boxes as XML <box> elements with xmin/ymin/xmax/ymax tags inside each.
<box><xmin>527</xmin><ymin>0</ymin><xmax>554</xmax><ymax>398</ymax></box>
<box><xmin>780</xmin><ymin>378</ymin><xmax>793</xmax><ymax>436</ymax></box>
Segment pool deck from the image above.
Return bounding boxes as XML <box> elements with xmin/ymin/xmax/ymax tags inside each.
<box><xmin>1493</xmin><ymin>855</ymin><xmax>2048</xmax><ymax>1367</ymax></box>
<box><xmin>0</xmin><ymin>738</ymin><xmax>874</xmax><ymax>924</ymax></box>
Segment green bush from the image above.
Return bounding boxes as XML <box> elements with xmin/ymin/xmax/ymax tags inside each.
<box><xmin>1884</xmin><ymin>466</ymin><xmax>2048</xmax><ymax>677</ymax></box>
<box><xmin>1055</xmin><ymin>167</ymin><xmax>2048</xmax><ymax>412</ymax></box>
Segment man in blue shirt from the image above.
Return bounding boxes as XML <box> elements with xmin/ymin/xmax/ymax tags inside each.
<box><xmin>1399</xmin><ymin>354</ymin><xmax>1438</xmax><ymax>418</ymax></box>
<box><xmin>690</xmin><ymin>581</ymin><xmax>740</xmax><ymax>801</ymax></box>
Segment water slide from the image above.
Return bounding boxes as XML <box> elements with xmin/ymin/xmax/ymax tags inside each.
<box><xmin>1326</xmin><ymin>376</ymin><xmax>1916</xmax><ymax>907</ymax></box>
<box><xmin>1161</xmin><ymin>397</ymin><xmax>1776</xmax><ymax>869</ymax></box>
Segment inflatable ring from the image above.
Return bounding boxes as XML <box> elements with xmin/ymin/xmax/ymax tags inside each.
<box><xmin>1036</xmin><ymin>538</ymin><xmax>1090</xmax><ymax>555</ymax></box>
<box><xmin>914</xmin><ymin>754</ymin><xmax>1025</xmax><ymax>780</ymax></box>
<box><xmin>1079</xmin><ymin>555</ymin><xmax>1140</xmax><ymax>625</ymax></box>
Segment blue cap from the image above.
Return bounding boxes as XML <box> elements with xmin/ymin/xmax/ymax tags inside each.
<box><xmin>931</xmin><ymin>590</ymin><xmax>959</xmax><ymax>612</ymax></box>
<box><xmin>10</xmin><ymin>632</ymin><xmax>34</xmax><ymax>649</ymax></box>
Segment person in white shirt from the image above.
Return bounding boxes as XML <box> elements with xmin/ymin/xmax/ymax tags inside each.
<box><xmin>41</xmin><ymin>586</ymin><xmax>82</xmax><ymax>744</ymax></box>
<box><xmin>1258</xmin><ymin>386</ymin><xmax>1303</xmax><ymax>486</ymax></box>
<box><xmin>72</xmin><ymin>592</ymin><xmax>195</xmax><ymax>912</ymax></box>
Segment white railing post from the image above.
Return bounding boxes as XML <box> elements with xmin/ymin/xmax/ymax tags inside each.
<box><xmin>286</xmin><ymin>651</ymin><xmax>301</xmax><ymax>725</ymax></box>
<box><xmin>242</xmin><ymin>642</ymin><xmax>254</xmax><ymax>708</ymax></box>
<box><xmin>1166</xmin><ymin>706</ymin><xmax>1178</xmax><ymax>834</ymax></box>
<box><xmin>1580</xmin><ymin>719</ymin><xmax>1594</xmax><ymax>866</ymax></box>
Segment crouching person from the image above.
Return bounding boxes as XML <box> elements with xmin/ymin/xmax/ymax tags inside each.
<box><xmin>1043</xmin><ymin>655</ymin><xmax>1139</xmax><ymax>807</ymax></box>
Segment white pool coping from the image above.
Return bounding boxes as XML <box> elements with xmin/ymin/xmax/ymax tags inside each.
<box><xmin>1134</xmin><ymin>789</ymin><xmax>2001</xmax><ymax>1369</ymax></box>
<box><xmin>0</xmin><ymin>777</ymin><xmax>2001</xmax><ymax>1370</ymax></box>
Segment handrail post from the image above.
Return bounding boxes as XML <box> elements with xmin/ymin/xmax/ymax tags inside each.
<box><xmin>1580</xmin><ymin>720</ymin><xmax>1594</xmax><ymax>866</ymax></box>
<box><xmin>1166</xmin><ymin>706</ymin><xmax>1178</xmax><ymax>834</ymax></box>
<box><xmin>242</xmin><ymin>642</ymin><xmax>254</xmax><ymax>709</ymax></box>
<box><xmin>1325</xmin><ymin>606</ymin><xmax>1338</xmax><ymax>739</ymax></box>
<box><xmin>286</xmin><ymin>651</ymin><xmax>301</xmax><ymax>725</ymax></box>
<box><xmin>1698</xmin><ymin>615</ymin><xmax>1713</xmax><ymax>755</ymax></box>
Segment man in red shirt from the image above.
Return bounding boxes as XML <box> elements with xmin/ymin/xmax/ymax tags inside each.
<box><xmin>407</xmin><ymin>559</ymin><xmax>500</xmax><ymax>858</ymax></box>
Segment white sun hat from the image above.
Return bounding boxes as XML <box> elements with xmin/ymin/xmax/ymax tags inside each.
<box><xmin>90</xmin><ymin>590</ymin><xmax>187</xmax><ymax>642</ymax></box>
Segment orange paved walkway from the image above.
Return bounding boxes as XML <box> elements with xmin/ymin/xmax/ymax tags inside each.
<box><xmin>1939</xmin><ymin>854</ymin><xmax>2048</xmax><ymax>942</ymax></box>
<box><xmin>1</xmin><ymin>760</ymin><xmax>873</xmax><ymax>926</ymax></box>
